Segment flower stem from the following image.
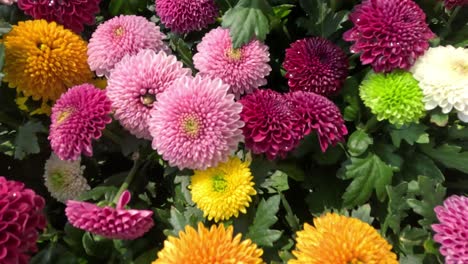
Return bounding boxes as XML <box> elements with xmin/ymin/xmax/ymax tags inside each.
<box><xmin>441</xmin><ymin>6</ymin><xmax>461</xmax><ymax>39</ymax></box>
<box><xmin>112</xmin><ymin>153</ymin><xmax>141</xmax><ymax>205</ymax></box>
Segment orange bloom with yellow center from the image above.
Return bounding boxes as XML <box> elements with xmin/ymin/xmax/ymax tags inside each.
<box><xmin>289</xmin><ymin>213</ymin><xmax>398</xmax><ymax>264</ymax></box>
<box><xmin>153</xmin><ymin>223</ymin><xmax>264</xmax><ymax>264</ymax></box>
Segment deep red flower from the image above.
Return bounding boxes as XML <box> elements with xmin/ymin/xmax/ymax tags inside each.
<box><xmin>441</xmin><ymin>0</ymin><xmax>468</xmax><ymax>9</ymax></box>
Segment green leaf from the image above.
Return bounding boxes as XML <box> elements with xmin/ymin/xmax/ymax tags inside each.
<box><xmin>297</xmin><ymin>0</ymin><xmax>348</xmax><ymax>37</ymax></box>
<box><xmin>0</xmin><ymin>43</ymin><xmax>5</xmax><ymax>81</ymax></box>
<box><xmin>167</xmin><ymin>206</ymin><xmax>191</xmax><ymax>236</ymax></box>
<box><xmin>398</xmin><ymin>226</ymin><xmax>429</xmax><ymax>255</ymax></box>
<box><xmin>14</xmin><ymin>120</ymin><xmax>46</xmax><ymax>160</ymax></box>
<box><xmin>78</xmin><ymin>186</ymin><xmax>118</xmax><ymax>202</ymax></box>
<box><xmin>347</xmin><ymin>129</ymin><xmax>373</xmax><ymax>156</ymax></box>
<box><xmin>169</xmin><ymin>36</ymin><xmax>194</xmax><ymax>69</ymax></box>
<box><xmin>276</xmin><ymin>162</ymin><xmax>304</xmax><ymax>181</ymax></box>
<box><xmin>82</xmin><ymin>233</ymin><xmax>112</xmax><ymax>258</ymax></box>
<box><xmin>399</xmin><ymin>254</ymin><xmax>424</xmax><ymax>264</ymax></box>
<box><xmin>30</xmin><ymin>243</ymin><xmax>79</xmax><ymax>264</ymax></box>
<box><xmin>350</xmin><ymin>204</ymin><xmax>374</xmax><ymax>225</ymax></box>
<box><xmin>401</xmin><ymin>153</ymin><xmax>444</xmax><ymax>182</ymax></box>
<box><xmin>430</xmin><ymin>111</ymin><xmax>449</xmax><ymax>127</ymax></box>
<box><xmin>134</xmin><ymin>248</ymin><xmax>158</xmax><ymax>264</ymax></box>
<box><xmin>448</xmin><ymin>125</ymin><xmax>468</xmax><ymax>140</ymax></box>
<box><xmin>373</xmin><ymin>143</ymin><xmax>403</xmax><ymax>171</ymax></box>
<box><xmin>341</xmin><ymin>77</ymin><xmax>361</xmax><ymax>122</ymax></box>
<box><xmin>261</xmin><ymin>170</ymin><xmax>289</xmax><ymax>193</ymax></box>
<box><xmin>389</xmin><ymin>124</ymin><xmax>429</xmax><ymax>147</ymax></box>
<box><xmin>420</xmin><ymin>142</ymin><xmax>468</xmax><ymax>174</ymax></box>
<box><xmin>383</xmin><ymin>182</ymin><xmax>410</xmax><ymax>234</ymax></box>
<box><xmin>341</xmin><ymin>153</ymin><xmax>394</xmax><ymax>207</ymax></box>
<box><xmin>246</xmin><ymin>195</ymin><xmax>282</xmax><ymax>247</ymax></box>
<box><xmin>270</xmin><ymin>4</ymin><xmax>294</xmax><ymax>29</ymax></box>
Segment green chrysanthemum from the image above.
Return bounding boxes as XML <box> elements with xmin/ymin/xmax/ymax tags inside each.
<box><xmin>359</xmin><ymin>71</ymin><xmax>425</xmax><ymax>127</ymax></box>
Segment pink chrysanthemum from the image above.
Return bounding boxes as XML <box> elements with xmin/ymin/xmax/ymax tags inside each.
<box><xmin>87</xmin><ymin>15</ymin><xmax>169</xmax><ymax>77</ymax></box>
<box><xmin>155</xmin><ymin>0</ymin><xmax>218</xmax><ymax>34</ymax></box>
<box><xmin>65</xmin><ymin>191</ymin><xmax>154</xmax><ymax>240</ymax></box>
<box><xmin>343</xmin><ymin>0</ymin><xmax>435</xmax><ymax>73</ymax></box>
<box><xmin>193</xmin><ymin>27</ymin><xmax>271</xmax><ymax>98</ymax></box>
<box><xmin>0</xmin><ymin>176</ymin><xmax>46</xmax><ymax>264</ymax></box>
<box><xmin>49</xmin><ymin>84</ymin><xmax>112</xmax><ymax>161</ymax></box>
<box><xmin>286</xmin><ymin>91</ymin><xmax>348</xmax><ymax>152</ymax></box>
<box><xmin>149</xmin><ymin>75</ymin><xmax>244</xmax><ymax>170</ymax></box>
<box><xmin>107</xmin><ymin>50</ymin><xmax>191</xmax><ymax>139</ymax></box>
<box><xmin>441</xmin><ymin>0</ymin><xmax>468</xmax><ymax>9</ymax></box>
<box><xmin>240</xmin><ymin>89</ymin><xmax>303</xmax><ymax>160</ymax></box>
<box><xmin>432</xmin><ymin>195</ymin><xmax>468</xmax><ymax>263</ymax></box>
<box><xmin>17</xmin><ymin>0</ymin><xmax>100</xmax><ymax>33</ymax></box>
<box><xmin>283</xmin><ymin>37</ymin><xmax>348</xmax><ymax>96</ymax></box>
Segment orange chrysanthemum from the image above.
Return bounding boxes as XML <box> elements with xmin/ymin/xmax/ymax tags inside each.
<box><xmin>289</xmin><ymin>213</ymin><xmax>398</xmax><ymax>264</ymax></box>
<box><xmin>153</xmin><ymin>223</ymin><xmax>264</xmax><ymax>264</ymax></box>
<box><xmin>2</xmin><ymin>19</ymin><xmax>93</xmax><ymax>114</ymax></box>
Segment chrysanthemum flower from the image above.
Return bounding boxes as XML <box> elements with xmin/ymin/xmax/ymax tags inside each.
<box><xmin>149</xmin><ymin>76</ymin><xmax>244</xmax><ymax>170</ymax></box>
<box><xmin>286</xmin><ymin>91</ymin><xmax>347</xmax><ymax>152</ymax></box>
<box><xmin>289</xmin><ymin>213</ymin><xmax>398</xmax><ymax>264</ymax></box>
<box><xmin>87</xmin><ymin>15</ymin><xmax>169</xmax><ymax>77</ymax></box>
<box><xmin>432</xmin><ymin>195</ymin><xmax>468</xmax><ymax>263</ymax></box>
<box><xmin>441</xmin><ymin>0</ymin><xmax>468</xmax><ymax>9</ymax></box>
<box><xmin>2</xmin><ymin>20</ymin><xmax>93</xmax><ymax>114</ymax></box>
<box><xmin>153</xmin><ymin>223</ymin><xmax>263</xmax><ymax>263</ymax></box>
<box><xmin>343</xmin><ymin>0</ymin><xmax>435</xmax><ymax>73</ymax></box>
<box><xmin>240</xmin><ymin>89</ymin><xmax>303</xmax><ymax>160</ymax></box>
<box><xmin>107</xmin><ymin>50</ymin><xmax>191</xmax><ymax>139</ymax></box>
<box><xmin>193</xmin><ymin>27</ymin><xmax>271</xmax><ymax>98</ymax></box>
<box><xmin>410</xmin><ymin>46</ymin><xmax>468</xmax><ymax>122</ymax></box>
<box><xmin>283</xmin><ymin>37</ymin><xmax>348</xmax><ymax>96</ymax></box>
<box><xmin>359</xmin><ymin>71</ymin><xmax>425</xmax><ymax>127</ymax></box>
<box><xmin>0</xmin><ymin>176</ymin><xmax>46</xmax><ymax>264</ymax></box>
<box><xmin>155</xmin><ymin>0</ymin><xmax>218</xmax><ymax>34</ymax></box>
<box><xmin>17</xmin><ymin>0</ymin><xmax>100</xmax><ymax>33</ymax></box>
<box><xmin>65</xmin><ymin>190</ymin><xmax>154</xmax><ymax>240</ymax></box>
<box><xmin>49</xmin><ymin>84</ymin><xmax>112</xmax><ymax>161</ymax></box>
<box><xmin>43</xmin><ymin>153</ymin><xmax>90</xmax><ymax>203</ymax></box>
<box><xmin>190</xmin><ymin>156</ymin><xmax>256</xmax><ymax>222</ymax></box>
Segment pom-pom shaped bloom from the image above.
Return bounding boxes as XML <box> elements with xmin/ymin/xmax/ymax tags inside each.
<box><xmin>190</xmin><ymin>156</ymin><xmax>256</xmax><ymax>222</ymax></box>
<box><xmin>289</xmin><ymin>213</ymin><xmax>398</xmax><ymax>264</ymax></box>
<box><xmin>153</xmin><ymin>223</ymin><xmax>263</xmax><ymax>263</ymax></box>
<box><xmin>441</xmin><ymin>0</ymin><xmax>468</xmax><ymax>9</ymax></box>
<box><xmin>286</xmin><ymin>91</ymin><xmax>347</xmax><ymax>152</ymax></box>
<box><xmin>149</xmin><ymin>76</ymin><xmax>244</xmax><ymax>170</ymax></box>
<box><xmin>17</xmin><ymin>0</ymin><xmax>100</xmax><ymax>33</ymax></box>
<box><xmin>2</xmin><ymin>20</ymin><xmax>93</xmax><ymax>114</ymax></box>
<box><xmin>107</xmin><ymin>50</ymin><xmax>191</xmax><ymax>139</ymax></box>
<box><xmin>155</xmin><ymin>0</ymin><xmax>218</xmax><ymax>34</ymax></box>
<box><xmin>193</xmin><ymin>27</ymin><xmax>271</xmax><ymax>98</ymax></box>
<box><xmin>87</xmin><ymin>15</ymin><xmax>169</xmax><ymax>77</ymax></box>
<box><xmin>343</xmin><ymin>0</ymin><xmax>435</xmax><ymax>73</ymax></box>
<box><xmin>359</xmin><ymin>71</ymin><xmax>425</xmax><ymax>127</ymax></box>
<box><xmin>432</xmin><ymin>195</ymin><xmax>468</xmax><ymax>263</ymax></box>
<box><xmin>0</xmin><ymin>176</ymin><xmax>46</xmax><ymax>264</ymax></box>
<box><xmin>240</xmin><ymin>89</ymin><xmax>303</xmax><ymax>160</ymax></box>
<box><xmin>43</xmin><ymin>154</ymin><xmax>90</xmax><ymax>203</ymax></box>
<box><xmin>49</xmin><ymin>84</ymin><xmax>112</xmax><ymax>161</ymax></box>
<box><xmin>283</xmin><ymin>37</ymin><xmax>348</xmax><ymax>96</ymax></box>
<box><xmin>65</xmin><ymin>191</ymin><xmax>154</xmax><ymax>240</ymax></box>
<box><xmin>410</xmin><ymin>46</ymin><xmax>468</xmax><ymax>122</ymax></box>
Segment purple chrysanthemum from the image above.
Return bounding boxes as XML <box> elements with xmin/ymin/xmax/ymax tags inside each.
<box><xmin>441</xmin><ymin>0</ymin><xmax>468</xmax><ymax>9</ymax></box>
<box><xmin>155</xmin><ymin>0</ymin><xmax>218</xmax><ymax>34</ymax></box>
<box><xmin>49</xmin><ymin>84</ymin><xmax>112</xmax><ymax>161</ymax></box>
<box><xmin>17</xmin><ymin>0</ymin><xmax>100</xmax><ymax>33</ymax></box>
<box><xmin>193</xmin><ymin>27</ymin><xmax>271</xmax><ymax>98</ymax></box>
<box><xmin>283</xmin><ymin>37</ymin><xmax>348</xmax><ymax>96</ymax></box>
<box><xmin>343</xmin><ymin>0</ymin><xmax>435</xmax><ymax>73</ymax></box>
<box><xmin>286</xmin><ymin>91</ymin><xmax>348</xmax><ymax>152</ymax></box>
<box><xmin>87</xmin><ymin>15</ymin><xmax>169</xmax><ymax>77</ymax></box>
<box><xmin>107</xmin><ymin>50</ymin><xmax>191</xmax><ymax>139</ymax></box>
<box><xmin>432</xmin><ymin>195</ymin><xmax>468</xmax><ymax>263</ymax></box>
<box><xmin>240</xmin><ymin>89</ymin><xmax>303</xmax><ymax>160</ymax></box>
<box><xmin>149</xmin><ymin>75</ymin><xmax>244</xmax><ymax>170</ymax></box>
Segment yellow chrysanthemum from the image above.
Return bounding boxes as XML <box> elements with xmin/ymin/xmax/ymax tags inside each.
<box><xmin>190</xmin><ymin>156</ymin><xmax>257</xmax><ymax>222</ymax></box>
<box><xmin>153</xmin><ymin>223</ymin><xmax>264</xmax><ymax>264</ymax></box>
<box><xmin>2</xmin><ymin>19</ymin><xmax>93</xmax><ymax>113</ymax></box>
<box><xmin>289</xmin><ymin>213</ymin><xmax>398</xmax><ymax>264</ymax></box>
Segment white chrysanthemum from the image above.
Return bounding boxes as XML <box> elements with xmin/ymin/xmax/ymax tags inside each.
<box><xmin>44</xmin><ymin>154</ymin><xmax>90</xmax><ymax>202</ymax></box>
<box><xmin>410</xmin><ymin>45</ymin><xmax>468</xmax><ymax>122</ymax></box>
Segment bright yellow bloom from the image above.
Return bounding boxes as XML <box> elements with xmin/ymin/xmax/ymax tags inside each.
<box><xmin>2</xmin><ymin>20</ymin><xmax>93</xmax><ymax>114</ymax></box>
<box><xmin>289</xmin><ymin>213</ymin><xmax>398</xmax><ymax>264</ymax></box>
<box><xmin>190</xmin><ymin>156</ymin><xmax>256</xmax><ymax>222</ymax></box>
<box><xmin>153</xmin><ymin>223</ymin><xmax>264</xmax><ymax>264</ymax></box>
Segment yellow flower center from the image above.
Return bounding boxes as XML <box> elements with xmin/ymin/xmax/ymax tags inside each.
<box><xmin>56</xmin><ymin>108</ymin><xmax>74</xmax><ymax>124</ymax></box>
<box><xmin>114</xmin><ymin>26</ymin><xmax>124</xmax><ymax>36</ymax></box>
<box><xmin>453</xmin><ymin>60</ymin><xmax>468</xmax><ymax>75</ymax></box>
<box><xmin>212</xmin><ymin>174</ymin><xmax>228</xmax><ymax>192</ymax></box>
<box><xmin>182</xmin><ymin>115</ymin><xmax>200</xmax><ymax>138</ymax></box>
<box><xmin>226</xmin><ymin>48</ymin><xmax>242</xmax><ymax>61</ymax></box>
<box><xmin>140</xmin><ymin>93</ymin><xmax>156</xmax><ymax>107</ymax></box>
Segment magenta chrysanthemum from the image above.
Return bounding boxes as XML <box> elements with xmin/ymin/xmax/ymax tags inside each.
<box><xmin>155</xmin><ymin>0</ymin><xmax>218</xmax><ymax>34</ymax></box>
<box><xmin>65</xmin><ymin>191</ymin><xmax>154</xmax><ymax>240</ymax></box>
<box><xmin>17</xmin><ymin>0</ymin><xmax>100</xmax><ymax>33</ymax></box>
<box><xmin>49</xmin><ymin>84</ymin><xmax>112</xmax><ymax>161</ymax></box>
<box><xmin>193</xmin><ymin>27</ymin><xmax>271</xmax><ymax>98</ymax></box>
<box><xmin>149</xmin><ymin>75</ymin><xmax>244</xmax><ymax>170</ymax></box>
<box><xmin>107</xmin><ymin>50</ymin><xmax>191</xmax><ymax>139</ymax></box>
<box><xmin>87</xmin><ymin>15</ymin><xmax>169</xmax><ymax>77</ymax></box>
<box><xmin>0</xmin><ymin>176</ymin><xmax>46</xmax><ymax>264</ymax></box>
<box><xmin>343</xmin><ymin>0</ymin><xmax>435</xmax><ymax>73</ymax></box>
<box><xmin>441</xmin><ymin>0</ymin><xmax>468</xmax><ymax>9</ymax></box>
<box><xmin>432</xmin><ymin>195</ymin><xmax>468</xmax><ymax>263</ymax></box>
<box><xmin>286</xmin><ymin>91</ymin><xmax>348</xmax><ymax>152</ymax></box>
<box><xmin>283</xmin><ymin>37</ymin><xmax>348</xmax><ymax>96</ymax></box>
<box><xmin>240</xmin><ymin>89</ymin><xmax>303</xmax><ymax>160</ymax></box>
